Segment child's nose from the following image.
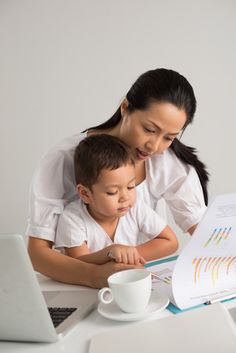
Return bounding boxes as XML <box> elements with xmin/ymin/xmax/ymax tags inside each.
<box><xmin>119</xmin><ymin>190</ymin><xmax>129</xmax><ymax>202</ymax></box>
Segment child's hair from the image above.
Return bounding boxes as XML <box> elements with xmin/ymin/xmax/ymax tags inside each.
<box><xmin>74</xmin><ymin>134</ymin><xmax>135</xmax><ymax>188</ymax></box>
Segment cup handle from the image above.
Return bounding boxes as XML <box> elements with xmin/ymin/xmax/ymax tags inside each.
<box><xmin>98</xmin><ymin>287</ymin><xmax>114</xmax><ymax>304</ymax></box>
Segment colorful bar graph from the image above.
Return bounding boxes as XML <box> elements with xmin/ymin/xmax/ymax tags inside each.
<box><xmin>204</xmin><ymin>226</ymin><xmax>232</xmax><ymax>247</ymax></box>
<box><xmin>192</xmin><ymin>255</ymin><xmax>236</xmax><ymax>285</ymax></box>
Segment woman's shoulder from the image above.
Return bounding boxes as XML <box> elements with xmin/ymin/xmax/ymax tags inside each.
<box><xmin>46</xmin><ymin>132</ymin><xmax>86</xmax><ymax>155</ymax></box>
<box><xmin>37</xmin><ymin>132</ymin><xmax>86</xmax><ymax>166</ymax></box>
<box><xmin>145</xmin><ymin>148</ymin><xmax>193</xmax><ymax>195</ymax></box>
<box><xmin>147</xmin><ymin>148</ymin><xmax>190</xmax><ymax>176</ymax></box>
<box><xmin>32</xmin><ymin>132</ymin><xmax>86</xmax><ymax>186</ymax></box>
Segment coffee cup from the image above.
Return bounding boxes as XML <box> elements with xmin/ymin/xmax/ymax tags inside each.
<box><xmin>98</xmin><ymin>269</ymin><xmax>152</xmax><ymax>313</ymax></box>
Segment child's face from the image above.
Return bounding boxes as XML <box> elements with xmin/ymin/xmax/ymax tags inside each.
<box><xmin>86</xmin><ymin>163</ymin><xmax>136</xmax><ymax>221</ymax></box>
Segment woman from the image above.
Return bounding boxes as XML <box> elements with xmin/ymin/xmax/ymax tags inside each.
<box><xmin>27</xmin><ymin>68</ymin><xmax>209</xmax><ymax>288</ymax></box>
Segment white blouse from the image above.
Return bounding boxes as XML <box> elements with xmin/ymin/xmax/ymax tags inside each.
<box><xmin>26</xmin><ymin>132</ymin><xmax>206</xmax><ymax>241</ymax></box>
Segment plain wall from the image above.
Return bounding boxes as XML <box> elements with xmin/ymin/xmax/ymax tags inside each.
<box><xmin>1</xmin><ymin>0</ymin><xmax>236</xmax><ymax>247</ymax></box>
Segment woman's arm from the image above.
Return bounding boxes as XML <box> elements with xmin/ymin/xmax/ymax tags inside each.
<box><xmin>136</xmin><ymin>225</ymin><xmax>178</xmax><ymax>261</ymax></box>
<box><xmin>27</xmin><ymin>236</ymin><xmax>135</xmax><ymax>288</ymax></box>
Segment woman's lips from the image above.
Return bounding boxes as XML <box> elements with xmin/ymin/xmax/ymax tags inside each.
<box><xmin>136</xmin><ymin>148</ymin><xmax>150</xmax><ymax>160</ymax></box>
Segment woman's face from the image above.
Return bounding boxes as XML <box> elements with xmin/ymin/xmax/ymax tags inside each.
<box><xmin>119</xmin><ymin>100</ymin><xmax>187</xmax><ymax>162</ymax></box>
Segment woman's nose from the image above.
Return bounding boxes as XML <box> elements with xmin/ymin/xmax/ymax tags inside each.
<box><xmin>146</xmin><ymin>137</ymin><xmax>162</xmax><ymax>154</ymax></box>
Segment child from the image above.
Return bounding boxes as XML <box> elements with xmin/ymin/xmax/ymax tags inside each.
<box><xmin>55</xmin><ymin>134</ymin><xmax>178</xmax><ymax>265</ymax></box>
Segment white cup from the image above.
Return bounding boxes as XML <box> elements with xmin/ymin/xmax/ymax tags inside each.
<box><xmin>98</xmin><ymin>269</ymin><xmax>152</xmax><ymax>313</ymax></box>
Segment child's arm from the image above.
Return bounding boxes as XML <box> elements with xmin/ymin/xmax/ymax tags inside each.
<box><xmin>28</xmin><ymin>237</ymin><xmax>134</xmax><ymax>288</ymax></box>
<box><xmin>65</xmin><ymin>243</ymin><xmax>146</xmax><ymax>265</ymax></box>
<box><xmin>136</xmin><ymin>225</ymin><xmax>178</xmax><ymax>261</ymax></box>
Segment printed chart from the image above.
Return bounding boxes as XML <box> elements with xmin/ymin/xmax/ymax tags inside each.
<box><xmin>148</xmin><ymin>194</ymin><xmax>236</xmax><ymax>310</ymax></box>
<box><xmin>192</xmin><ymin>256</ymin><xmax>236</xmax><ymax>285</ymax></box>
<box><xmin>204</xmin><ymin>226</ymin><xmax>232</xmax><ymax>247</ymax></box>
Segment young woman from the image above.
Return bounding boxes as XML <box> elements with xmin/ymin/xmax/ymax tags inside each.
<box><xmin>27</xmin><ymin>68</ymin><xmax>209</xmax><ymax>288</ymax></box>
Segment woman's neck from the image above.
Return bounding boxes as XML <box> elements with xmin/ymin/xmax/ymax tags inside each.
<box><xmin>134</xmin><ymin>160</ymin><xmax>146</xmax><ymax>185</ymax></box>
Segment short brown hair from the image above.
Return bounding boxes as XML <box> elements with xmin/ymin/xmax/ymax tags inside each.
<box><xmin>74</xmin><ymin>134</ymin><xmax>135</xmax><ymax>188</ymax></box>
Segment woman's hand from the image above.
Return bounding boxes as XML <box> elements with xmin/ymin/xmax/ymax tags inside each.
<box><xmin>107</xmin><ymin>244</ymin><xmax>146</xmax><ymax>265</ymax></box>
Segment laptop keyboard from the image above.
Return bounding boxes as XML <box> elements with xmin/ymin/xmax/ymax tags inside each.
<box><xmin>48</xmin><ymin>307</ymin><xmax>77</xmax><ymax>327</ymax></box>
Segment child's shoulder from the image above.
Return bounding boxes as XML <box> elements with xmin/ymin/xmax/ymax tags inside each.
<box><xmin>63</xmin><ymin>198</ymin><xmax>85</xmax><ymax>217</ymax></box>
<box><xmin>58</xmin><ymin>198</ymin><xmax>89</xmax><ymax>230</ymax></box>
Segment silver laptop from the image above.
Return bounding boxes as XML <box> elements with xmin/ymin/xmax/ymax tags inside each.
<box><xmin>0</xmin><ymin>234</ymin><xmax>98</xmax><ymax>343</ymax></box>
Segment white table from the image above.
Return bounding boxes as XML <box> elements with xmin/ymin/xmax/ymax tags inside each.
<box><xmin>1</xmin><ymin>273</ymin><xmax>236</xmax><ymax>353</ymax></box>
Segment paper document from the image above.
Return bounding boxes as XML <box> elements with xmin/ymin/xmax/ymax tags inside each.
<box><xmin>148</xmin><ymin>193</ymin><xmax>236</xmax><ymax>310</ymax></box>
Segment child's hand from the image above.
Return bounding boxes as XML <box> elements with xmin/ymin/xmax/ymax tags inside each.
<box><xmin>107</xmin><ymin>245</ymin><xmax>146</xmax><ymax>265</ymax></box>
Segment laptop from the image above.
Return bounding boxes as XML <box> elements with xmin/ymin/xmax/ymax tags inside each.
<box><xmin>0</xmin><ymin>234</ymin><xmax>98</xmax><ymax>343</ymax></box>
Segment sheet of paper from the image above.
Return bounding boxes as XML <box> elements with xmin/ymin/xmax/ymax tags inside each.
<box><xmin>149</xmin><ymin>260</ymin><xmax>176</xmax><ymax>304</ymax></box>
<box><xmin>173</xmin><ymin>193</ymin><xmax>236</xmax><ymax>309</ymax></box>
<box><xmin>147</xmin><ymin>194</ymin><xmax>236</xmax><ymax>310</ymax></box>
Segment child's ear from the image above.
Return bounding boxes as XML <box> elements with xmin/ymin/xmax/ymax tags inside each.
<box><xmin>77</xmin><ymin>184</ymin><xmax>91</xmax><ymax>204</ymax></box>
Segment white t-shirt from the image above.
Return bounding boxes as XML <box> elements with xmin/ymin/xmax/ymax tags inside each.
<box><xmin>26</xmin><ymin>132</ymin><xmax>206</xmax><ymax>241</ymax></box>
<box><xmin>55</xmin><ymin>199</ymin><xmax>167</xmax><ymax>252</ymax></box>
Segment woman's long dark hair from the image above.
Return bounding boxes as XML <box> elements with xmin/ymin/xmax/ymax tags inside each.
<box><xmin>86</xmin><ymin>68</ymin><xmax>209</xmax><ymax>205</ymax></box>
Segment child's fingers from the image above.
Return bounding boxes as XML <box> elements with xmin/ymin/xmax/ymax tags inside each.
<box><xmin>119</xmin><ymin>251</ymin><xmax>128</xmax><ymax>264</ymax></box>
<box><xmin>133</xmin><ymin>253</ymin><xmax>141</xmax><ymax>265</ymax></box>
<box><xmin>115</xmin><ymin>252</ymin><xmax>122</xmax><ymax>263</ymax></box>
<box><xmin>113</xmin><ymin>248</ymin><xmax>145</xmax><ymax>265</ymax></box>
<box><xmin>129</xmin><ymin>252</ymin><xmax>136</xmax><ymax>265</ymax></box>
<box><xmin>131</xmin><ymin>250</ymin><xmax>146</xmax><ymax>265</ymax></box>
<box><xmin>139</xmin><ymin>256</ymin><xmax>146</xmax><ymax>265</ymax></box>
<box><xmin>124</xmin><ymin>250</ymin><xmax>135</xmax><ymax>265</ymax></box>
<box><xmin>131</xmin><ymin>251</ymin><xmax>143</xmax><ymax>266</ymax></box>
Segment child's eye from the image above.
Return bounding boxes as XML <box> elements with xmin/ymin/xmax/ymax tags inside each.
<box><xmin>127</xmin><ymin>185</ymin><xmax>136</xmax><ymax>190</ymax></box>
<box><xmin>106</xmin><ymin>191</ymin><xmax>117</xmax><ymax>196</ymax></box>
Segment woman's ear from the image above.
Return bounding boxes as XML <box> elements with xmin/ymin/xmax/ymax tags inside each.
<box><xmin>77</xmin><ymin>184</ymin><xmax>91</xmax><ymax>204</ymax></box>
<box><xmin>120</xmin><ymin>97</ymin><xmax>129</xmax><ymax>117</ymax></box>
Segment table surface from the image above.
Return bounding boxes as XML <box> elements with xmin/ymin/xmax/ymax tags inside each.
<box><xmin>1</xmin><ymin>273</ymin><xmax>236</xmax><ymax>353</ymax></box>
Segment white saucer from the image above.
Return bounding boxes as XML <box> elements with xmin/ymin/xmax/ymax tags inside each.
<box><xmin>97</xmin><ymin>290</ymin><xmax>169</xmax><ymax>321</ymax></box>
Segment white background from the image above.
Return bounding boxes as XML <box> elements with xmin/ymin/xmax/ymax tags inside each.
<box><xmin>1</xmin><ymin>0</ymin><xmax>236</xmax><ymax>246</ymax></box>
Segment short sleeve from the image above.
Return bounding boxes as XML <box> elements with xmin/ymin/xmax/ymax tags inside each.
<box><xmin>25</xmin><ymin>152</ymin><xmax>67</xmax><ymax>241</ymax></box>
<box><xmin>25</xmin><ymin>133</ymin><xmax>85</xmax><ymax>241</ymax></box>
<box><xmin>54</xmin><ymin>201</ymin><xmax>87</xmax><ymax>249</ymax></box>
<box><xmin>134</xmin><ymin>200</ymin><xmax>167</xmax><ymax>239</ymax></box>
<box><xmin>146</xmin><ymin>149</ymin><xmax>207</xmax><ymax>233</ymax></box>
<box><xmin>164</xmin><ymin>166</ymin><xmax>207</xmax><ymax>232</ymax></box>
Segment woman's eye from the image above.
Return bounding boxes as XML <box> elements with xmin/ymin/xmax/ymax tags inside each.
<box><xmin>165</xmin><ymin>136</ymin><xmax>175</xmax><ymax>142</ymax></box>
<box><xmin>144</xmin><ymin>127</ymin><xmax>155</xmax><ymax>133</ymax></box>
